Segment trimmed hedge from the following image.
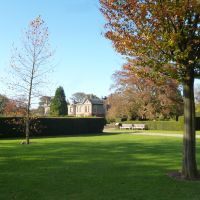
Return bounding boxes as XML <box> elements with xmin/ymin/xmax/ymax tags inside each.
<box><xmin>196</xmin><ymin>117</ymin><xmax>200</xmax><ymax>130</ymax></box>
<box><xmin>0</xmin><ymin>117</ymin><xmax>106</xmax><ymax>138</ymax></box>
<box><xmin>125</xmin><ymin>120</ymin><xmax>183</xmax><ymax>131</ymax></box>
<box><xmin>125</xmin><ymin>118</ymin><xmax>200</xmax><ymax>131</ymax></box>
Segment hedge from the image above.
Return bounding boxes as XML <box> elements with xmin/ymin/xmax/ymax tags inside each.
<box><xmin>196</xmin><ymin>117</ymin><xmax>200</xmax><ymax>130</ymax></box>
<box><xmin>0</xmin><ymin>117</ymin><xmax>106</xmax><ymax>138</ymax></box>
<box><xmin>125</xmin><ymin>118</ymin><xmax>200</xmax><ymax>131</ymax></box>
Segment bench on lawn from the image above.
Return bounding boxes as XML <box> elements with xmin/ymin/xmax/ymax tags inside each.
<box><xmin>132</xmin><ymin>124</ymin><xmax>146</xmax><ymax>130</ymax></box>
<box><xmin>120</xmin><ymin>124</ymin><xmax>133</xmax><ymax>130</ymax></box>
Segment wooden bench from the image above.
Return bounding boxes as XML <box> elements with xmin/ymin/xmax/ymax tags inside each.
<box><xmin>120</xmin><ymin>124</ymin><xmax>133</xmax><ymax>130</ymax></box>
<box><xmin>132</xmin><ymin>124</ymin><xmax>146</xmax><ymax>130</ymax></box>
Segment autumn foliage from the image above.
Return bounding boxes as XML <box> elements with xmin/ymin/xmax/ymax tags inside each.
<box><xmin>100</xmin><ymin>0</ymin><xmax>200</xmax><ymax>179</ymax></box>
<box><xmin>100</xmin><ymin>0</ymin><xmax>200</xmax><ymax>80</ymax></box>
<box><xmin>107</xmin><ymin>64</ymin><xmax>183</xmax><ymax>120</ymax></box>
<box><xmin>4</xmin><ymin>99</ymin><xmax>26</xmax><ymax>116</ymax></box>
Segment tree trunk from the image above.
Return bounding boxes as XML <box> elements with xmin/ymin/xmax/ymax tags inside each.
<box><xmin>25</xmin><ymin>58</ymin><xmax>35</xmax><ymax>144</ymax></box>
<box><xmin>25</xmin><ymin>117</ymin><xmax>30</xmax><ymax>144</ymax></box>
<box><xmin>182</xmin><ymin>72</ymin><xmax>198</xmax><ymax>179</ymax></box>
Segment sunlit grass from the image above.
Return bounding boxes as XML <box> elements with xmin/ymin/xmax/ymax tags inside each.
<box><xmin>0</xmin><ymin>133</ymin><xmax>200</xmax><ymax>200</ymax></box>
<box><xmin>105</xmin><ymin>128</ymin><xmax>200</xmax><ymax>135</ymax></box>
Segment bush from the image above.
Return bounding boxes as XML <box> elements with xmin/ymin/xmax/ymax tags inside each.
<box><xmin>0</xmin><ymin>117</ymin><xmax>106</xmax><ymax>138</ymax></box>
<box><xmin>106</xmin><ymin>117</ymin><xmax>116</xmax><ymax>124</ymax></box>
<box><xmin>125</xmin><ymin>118</ymin><xmax>200</xmax><ymax>131</ymax></box>
<box><xmin>124</xmin><ymin>120</ymin><xmax>182</xmax><ymax>131</ymax></box>
<box><xmin>196</xmin><ymin>112</ymin><xmax>200</xmax><ymax>117</ymax></box>
<box><xmin>115</xmin><ymin>117</ymin><xmax>128</xmax><ymax>122</ymax></box>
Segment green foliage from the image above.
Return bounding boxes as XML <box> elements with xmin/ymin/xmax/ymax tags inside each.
<box><xmin>196</xmin><ymin>112</ymin><xmax>200</xmax><ymax>117</ymax></box>
<box><xmin>105</xmin><ymin>117</ymin><xmax>115</xmax><ymax>124</ymax></box>
<box><xmin>125</xmin><ymin>120</ymin><xmax>183</xmax><ymax>131</ymax></box>
<box><xmin>0</xmin><ymin>117</ymin><xmax>106</xmax><ymax>138</ymax></box>
<box><xmin>196</xmin><ymin>103</ymin><xmax>200</xmax><ymax>113</ymax></box>
<box><xmin>124</xmin><ymin>118</ymin><xmax>200</xmax><ymax>131</ymax></box>
<box><xmin>50</xmin><ymin>86</ymin><xmax>68</xmax><ymax>116</ymax></box>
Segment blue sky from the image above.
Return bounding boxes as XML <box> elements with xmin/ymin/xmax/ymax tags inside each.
<box><xmin>0</xmin><ymin>0</ymin><xmax>124</xmax><ymax>102</ymax></box>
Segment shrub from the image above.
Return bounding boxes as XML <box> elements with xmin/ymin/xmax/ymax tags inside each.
<box><xmin>115</xmin><ymin>117</ymin><xmax>128</xmax><ymax>122</ymax></box>
<box><xmin>125</xmin><ymin>118</ymin><xmax>200</xmax><ymax>131</ymax></box>
<box><xmin>106</xmin><ymin>117</ymin><xmax>116</xmax><ymax>124</ymax></box>
<box><xmin>0</xmin><ymin>117</ymin><xmax>106</xmax><ymax>138</ymax></box>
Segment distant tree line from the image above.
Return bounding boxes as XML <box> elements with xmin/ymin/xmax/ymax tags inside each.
<box><xmin>0</xmin><ymin>94</ymin><xmax>26</xmax><ymax>116</ymax></box>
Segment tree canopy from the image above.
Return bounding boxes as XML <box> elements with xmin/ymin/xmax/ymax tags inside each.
<box><xmin>70</xmin><ymin>92</ymin><xmax>100</xmax><ymax>103</ymax></box>
<box><xmin>50</xmin><ymin>86</ymin><xmax>68</xmax><ymax>116</ymax></box>
<box><xmin>100</xmin><ymin>0</ymin><xmax>200</xmax><ymax>80</ymax></box>
<box><xmin>100</xmin><ymin>0</ymin><xmax>200</xmax><ymax>179</ymax></box>
<box><xmin>107</xmin><ymin>64</ymin><xmax>183</xmax><ymax>120</ymax></box>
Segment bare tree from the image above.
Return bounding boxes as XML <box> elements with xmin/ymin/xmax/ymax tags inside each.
<box><xmin>9</xmin><ymin>16</ymin><xmax>54</xmax><ymax>144</ymax></box>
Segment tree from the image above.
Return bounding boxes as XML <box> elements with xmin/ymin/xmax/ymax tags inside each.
<box><xmin>107</xmin><ymin>64</ymin><xmax>183</xmax><ymax>120</ymax></box>
<box><xmin>106</xmin><ymin>92</ymin><xmax>137</xmax><ymax>120</ymax></box>
<box><xmin>9</xmin><ymin>16</ymin><xmax>53</xmax><ymax>144</ymax></box>
<box><xmin>70</xmin><ymin>92</ymin><xmax>87</xmax><ymax>103</ymax></box>
<box><xmin>100</xmin><ymin>0</ymin><xmax>200</xmax><ymax>179</ymax></box>
<box><xmin>0</xmin><ymin>94</ymin><xmax>9</xmax><ymax>115</ymax></box>
<box><xmin>39</xmin><ymin>96</ymin><xmax>52</xmax><ymax>107</ymax></box>
<box><xmin>50</xmin><ymin>86</ymin><xmax>68</xmax><ymax>116</ymax></box>
<box><xmin>38</xmin><ymin>96</ymin><xmax>52</xmax><ymax>115</ymax></box>
<box><xmin>4</xmin><ymin>99</ymin><xmax>26</xmax><ymax>116</ymax></box>
<box><xmin>70</xmin><ymin>92</ymin><xmax>100</xmax><ymax>103</ymax></box>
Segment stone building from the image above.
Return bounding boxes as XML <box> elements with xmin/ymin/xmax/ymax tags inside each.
<box><xmin>68</xmin><ymin>98</ymin><xmax>105</xmax><ymax>117</ymax></box>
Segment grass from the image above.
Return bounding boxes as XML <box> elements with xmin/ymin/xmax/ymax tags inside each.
<box><xmin>0</xmin><ymin>132</ymin><xmax>200</xmax><ymax>200</ymax></box>
<box><xmin>105</xmin><ymin>128</ymin><xmax>200</xmax><ymax>135</ymax></box>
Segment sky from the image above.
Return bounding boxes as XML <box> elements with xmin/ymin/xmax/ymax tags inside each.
<box><xmin>0</xmin><ymin>1</ymin><xmax>199</xmax><ymax>107</ymax></box>
<box><xmin>0</xmin><ymin>0</ymin><xmax>124</xmax><ymax>104</ymax></box>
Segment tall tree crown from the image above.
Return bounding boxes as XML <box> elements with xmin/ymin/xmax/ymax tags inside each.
<box><xmin>9</xmin><ymin>15</ymin><xmax>53</xmax><ymax>102</ymax></box>
<box><xmin>100</xmin><ymin>0</ymin><xmax>200</xmax><ymax>81</ymax></box>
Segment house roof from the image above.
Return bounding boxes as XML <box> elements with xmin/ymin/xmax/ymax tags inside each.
<box><xmin>88</xmin><ymin>98</ymin><xmax>104</xmax><ymax>105</ymax></box>
<box><xmin>69</xmin><ymin>97</ymin><xmax>104</xmax><ymax>106</ymax></box>
<box><xmin>79</xmin><ymin>97</ymin><xmax>104</xmax><ymax>105</ymax></box>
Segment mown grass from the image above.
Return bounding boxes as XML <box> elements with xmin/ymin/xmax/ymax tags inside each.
<box><xmin>105</xmin><ymin>128</ymin><xmax>200</xmax><ymax>135</ymax></box>
<box><xmin>0</xmin><ymin>132</ymin><xmax>200</xmax><ymax>200</ymax></box>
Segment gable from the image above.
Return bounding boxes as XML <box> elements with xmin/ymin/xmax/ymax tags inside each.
<box><xmin>83</xmin><ymin>99</ymin><xmax>92</xmax><ymax>105</ymax></box>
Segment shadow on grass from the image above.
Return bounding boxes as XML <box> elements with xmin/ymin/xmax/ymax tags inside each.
<box><xmin>0</xmin><ymin>135</ymin><xmax>200</xmax><ymax>200</ymax></box>
<box><xmin>0</xmin><ymin>130</ymin><xmax>127</xmax><ymax>141</ymax></box>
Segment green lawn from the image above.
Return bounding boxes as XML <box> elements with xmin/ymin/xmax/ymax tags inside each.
<box><xmin>0</xmin><ymin>133</ymin><xmax>200</xmax><ymax>200</ymax></box>
<box><xmin>105</xmin><ymin>128</ymin><xmax>200</xmax><ymax>135</ymax></box>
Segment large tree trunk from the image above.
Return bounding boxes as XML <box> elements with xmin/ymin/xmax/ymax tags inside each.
<box><xmin>182</xmin><ymin>72</ymin><xmax>198</xmax><ymax>179</ymax></box>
